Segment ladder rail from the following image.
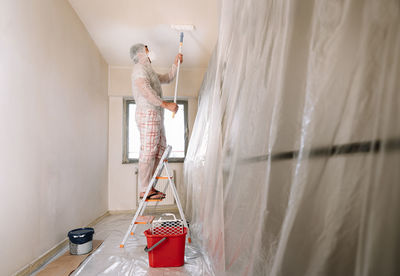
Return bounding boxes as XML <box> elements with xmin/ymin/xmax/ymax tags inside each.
<box><xmin>129</xmin><ymin>200</ymin><xmax>148</xmax><ymax>235</ymax></box>
<box><xmin>142</xmin><ymin>147</ymin><xmax>171</xmax><ymax>211</ymax></box>
<box><xmin>120</xmin><ymin>176</ymin><xmax>154</xmax><ymax>247</ymax></box>
<box><xmin>149</xmin><ymin>146</ymin><xmax>171</xmax><ymax>190</ymax></box>
<box><xmin>164</xmin><ymin>164</ymin><xmax>191</xmax><ymax>242</ymax></box>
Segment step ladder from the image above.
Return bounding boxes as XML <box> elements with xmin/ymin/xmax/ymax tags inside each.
<box><xmin>120</xmin><ymin>145</ymin><xmax>191</xmax><ymax>248</ymax></box>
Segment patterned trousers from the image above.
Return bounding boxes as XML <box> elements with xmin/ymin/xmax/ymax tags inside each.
<box><xmin>136</xmin><ymin>109</ymin><xmax>166</xmax><ymax>191</ymax></box>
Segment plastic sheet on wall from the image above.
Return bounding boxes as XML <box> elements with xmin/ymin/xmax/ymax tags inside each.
<box><xmin>184</xmin><ymin>0</ymin><xmax>400</xmax><ymax>275</ymax></box>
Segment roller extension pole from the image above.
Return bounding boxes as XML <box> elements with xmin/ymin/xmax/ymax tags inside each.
<box><xmin>172</xmin><ymin>32</ymin><xmax>184</xmax><ymax>118</ymax></box>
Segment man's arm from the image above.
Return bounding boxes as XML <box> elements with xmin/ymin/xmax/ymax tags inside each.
<box><xmin>158</xmin><ymin>54</ymin><xmax>183</xmax><ymax>84</ymax></box>
<box><xmin>135</xmin><ymin>78</ymin><xmax>179</xmax><ymax>112</ymax></box>
<box><xmin>161</xmin><ymin>101</ymin><xmax>179</xmax><ymax>113</ymax></box>
<box><xmin>158</xmin><ymin>64</ymin><xmax>177</xmax><ymax>84</ymax></box>
<box><xmin>134</xmin><ymin>78</ymin><xmax>163</xmax><ymax>106</ymax></box>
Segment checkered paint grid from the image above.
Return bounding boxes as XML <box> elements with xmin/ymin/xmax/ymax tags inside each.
<box><xmin>151</xmin><ymin>220</ymin><xmax>184</xmax><ymax>235</ymax></box>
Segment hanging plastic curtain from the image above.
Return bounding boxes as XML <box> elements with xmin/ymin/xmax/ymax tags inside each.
<box><xmin>184</xmin><ymin>0</ymin><xmax>400</xmax><ymax>275</ymax></box>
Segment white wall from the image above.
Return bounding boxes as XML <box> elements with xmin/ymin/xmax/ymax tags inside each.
<box><xmin>0</xmin><ymin>1</ymin><xmax>109</xmax><ymax>275</ymax></box>
<box><xmin>108</xmin><ymin>66</ymin><xmax>204</xmax><ymax>210</ymax></box>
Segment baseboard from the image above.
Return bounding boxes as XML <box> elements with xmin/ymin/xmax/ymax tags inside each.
<box><xmin>108</xmin><ymin>209</ymin><xmax>136</xmax><ymax>214</ymax></box>
<box><xmin>14</xmin><ymin>211</ymin><xmax>110</xmax><ymax>276</ymax></box>
<box><xmin>14</xmin><ymin>239</ymin><xmax>70</xmax><ymax>276</ymax></box>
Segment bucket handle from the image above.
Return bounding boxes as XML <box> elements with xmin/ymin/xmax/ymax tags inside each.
<box><xmin>144</xmin><ymin>237</ymin><xmax>167</xmax><ymax>252</ymax></box>
<box><xmin>155</xmin><ymin>213</ymin><xmax>177</xmax><ymax>222</ymax></box>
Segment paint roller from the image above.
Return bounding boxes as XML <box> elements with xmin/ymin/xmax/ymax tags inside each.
<box><xmin>171</xmin><ymin>24</ymin><xmax>194</xmax><ymax>118</ymax></box>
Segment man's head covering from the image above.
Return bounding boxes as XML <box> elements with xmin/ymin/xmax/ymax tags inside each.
<box><xmin>130</xmin><ymin>43</ymin><xmax>147</xmax><ymax>64</ymax></box>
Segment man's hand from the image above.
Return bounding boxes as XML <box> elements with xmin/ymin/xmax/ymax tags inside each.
<box><xmin>161</xmin><ymin>101</ymin><xmax>179</xmax><ymax>113</ymax></box>
<box><xmin>174</xmin><ymin>54</ymin><xmax>183</xmax><ymax>66</ymax></box>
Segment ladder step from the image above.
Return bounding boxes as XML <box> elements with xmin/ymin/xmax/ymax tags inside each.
<box><xmin>145</xmin><ymin>197</ymin><xmax>164</xmax><ymax>202</ymax></box>
<box><xmin>156</xmin><ymin>176</ymin><xmax>173</xmax><ymax>180</ymax></box>
<box><xmin>134</xmin><ymin>215</ymin><xmax>155</xmax><ymax>224</ymax></box>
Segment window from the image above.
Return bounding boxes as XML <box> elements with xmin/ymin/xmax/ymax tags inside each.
<box><xmin>123</xmin><ymin>98</ymin><xmax>188</xmax><ymax>163</ymax></box>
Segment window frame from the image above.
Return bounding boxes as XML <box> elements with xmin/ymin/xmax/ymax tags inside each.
<box><xmin>122</xmin><ymin>97</ymin><xmax>189</xmax><ymax>164</ymax></box>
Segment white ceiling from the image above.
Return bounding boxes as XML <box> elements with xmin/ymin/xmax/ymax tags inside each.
<box><xmin>69</xmin><ymin>0</ymin><xmax>220</xmax><ymax>68</ymax></box>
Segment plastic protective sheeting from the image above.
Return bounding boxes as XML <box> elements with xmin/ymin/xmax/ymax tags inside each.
<box><xmin>184</xmin><ymin>0</ymin><xmax>400</xmax><ymax>275</ymax></box>
<box><xmin>70</xmin><ymin>214</ymin><xmax>213</xmax><ymax>275</ymax></box>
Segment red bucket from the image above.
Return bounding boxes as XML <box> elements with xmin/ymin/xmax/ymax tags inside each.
<box><xmin>144</xmin><ymin>227</ymin><xmax>187</xmax><ymax>267</ymax></box>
